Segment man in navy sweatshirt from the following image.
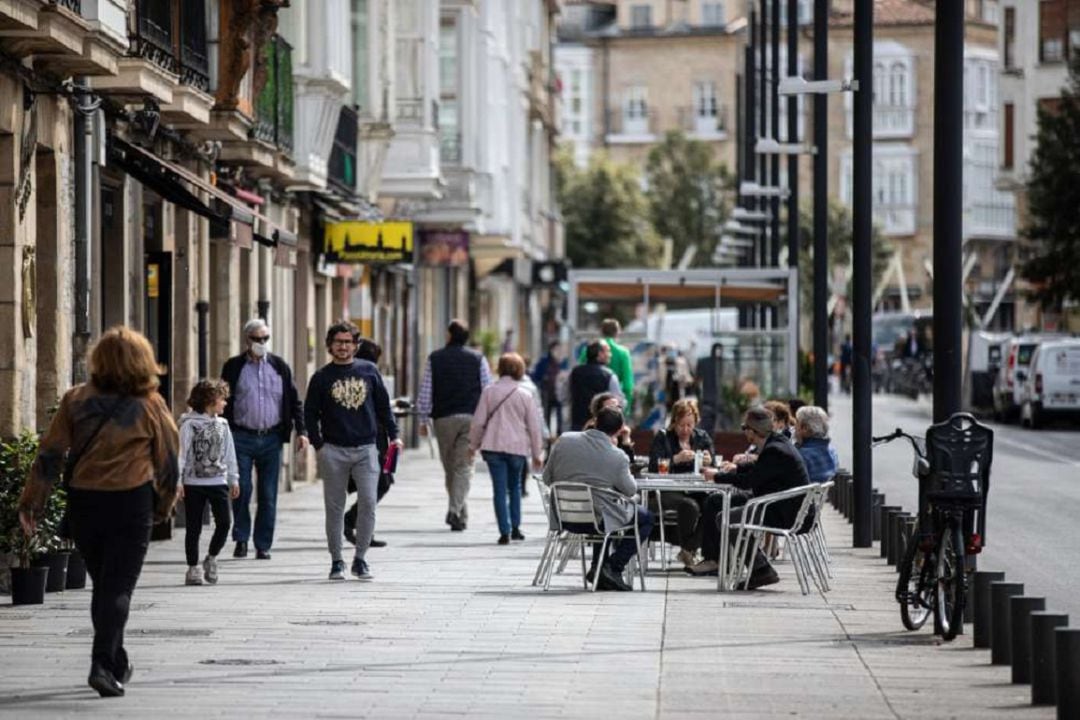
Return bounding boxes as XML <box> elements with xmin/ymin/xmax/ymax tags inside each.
<box><xmin>305</xmin><ymin>321</ymin><xmax>401</xmax><ymax>582</ymax></box>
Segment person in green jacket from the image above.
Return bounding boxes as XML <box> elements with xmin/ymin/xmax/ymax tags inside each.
<box><xmin>578</xmin><ymin>318</ymin><xmax>634</xmax><ymax>411</ymax></box>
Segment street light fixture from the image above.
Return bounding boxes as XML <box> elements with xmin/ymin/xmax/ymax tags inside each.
<box><xmin>732</xmin><ymin>207</ymin><xmax>770</xmax><ymax>223</ymax></box>
<box><xmin>755</xmin><ymin>138</ymin><xmax>817</xmax><ymax>156</ymax></box>
<box><xmin>739</xmin><ymin>181</ymin><xmax>789</xmax><ymax>199</ymax></box>
<box><xmin>777</xmin><ymin>76</ymin><xmax>858</xmax><ymax>96</ymax></box>
<box><xmin>719</xmin><ymin>234</ymin><xmax>756</xmax><ymax>248</ymax></box>
<box><xmin>723</xmin><ymin>219</ymin><xmax>762</xmax><ymax>236</ymax></box>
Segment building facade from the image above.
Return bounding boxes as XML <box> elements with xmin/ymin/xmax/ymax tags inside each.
<box><xmin>997</xmin><ymin>0</ymin><xmax>1076</xmax><ymax>331</ymax></box>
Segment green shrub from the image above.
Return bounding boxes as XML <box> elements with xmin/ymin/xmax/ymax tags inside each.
<box><xmin>0</xmin><ymin>432</ymin><xmax>44</xmax><ymax>565</ymax></box>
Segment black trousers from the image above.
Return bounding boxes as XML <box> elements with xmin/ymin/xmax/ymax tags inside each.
<box><xmin>69</xmin><ymin>483</ymin><xmax>154</xmax><ymax>675</ymax></box>
<box><xmin>700</xmin><ymin>494</ymin><xmax>770</xmax><ymax>573</ymax></box>
<box><xmin>183</xmin><ymin>484</ymin><xmax>232</xmax><ymax>566</ymax></box>
<box><xmin>647</xmin><ymin>491</ymin><xmax>704</xmax><ymax>552</ymax></box>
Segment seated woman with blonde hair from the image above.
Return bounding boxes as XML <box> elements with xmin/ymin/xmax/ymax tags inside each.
<box><xmin>646</xmin><ymin>398</ymin><xmax>715</xmax><ymax>566</ymax></box>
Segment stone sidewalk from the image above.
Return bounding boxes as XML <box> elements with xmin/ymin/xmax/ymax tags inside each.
<box><xmin>0</xmin><ymin>450</ymin><xmax>1052</xmax><ymax>719</ymax></box>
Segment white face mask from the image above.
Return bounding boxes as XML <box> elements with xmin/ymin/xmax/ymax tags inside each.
<box><xmin>250</xmin><ymin>341</ymin><xmax>269</xmax><ymax>358</ymax></box>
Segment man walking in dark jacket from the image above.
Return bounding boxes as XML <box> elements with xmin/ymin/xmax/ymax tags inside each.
<box><xmin>688</xmin><ymin>406</ymin><xmax>811</xmax><ymax>588</ymax></box>
<box><xmin>221</xmin><ymin>318</ymin><xmax>308</xmax><ymax>560</ymax></box>
<box><xmin>568</xmin><ymin>340</ymin><xmax>623</xmax><ymax>431</ymax></box>
<box><xmin>306</xmin><ymin>322</ymin><xmax>401</xmax><ymax>581</ymax></box>
<box><xmin>418</xmin><ymin>319</ymin><xmax>492</xmax><ymax>530</ymax></box>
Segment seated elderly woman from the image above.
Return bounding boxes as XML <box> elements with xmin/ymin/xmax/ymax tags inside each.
<box><xmin>646</xmin><ymin>398</ymin><xmax>715</xmax><ymax>566</ymax></box>
<box><xmin>794</xmin><ymin>405</ymin><xmax>840</xmax><ymax>484</ymax></box>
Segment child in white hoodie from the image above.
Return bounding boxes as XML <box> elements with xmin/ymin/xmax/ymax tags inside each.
<box><xmin>178</xmin><ymin>380</ymin><xmax>239</xmax><ymax>585</ymax></box>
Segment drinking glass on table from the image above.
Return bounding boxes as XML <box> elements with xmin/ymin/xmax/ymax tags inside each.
<box><xmin>658</xmin><ymin>458</ymin><xmax>670</xmax><ymax>475</ymax></box>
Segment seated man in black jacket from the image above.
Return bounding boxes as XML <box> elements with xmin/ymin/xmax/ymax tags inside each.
<box><xmin>687</xmin><ymin>406</ymin><xmax>811</xmax><ymax>589</ymax></box>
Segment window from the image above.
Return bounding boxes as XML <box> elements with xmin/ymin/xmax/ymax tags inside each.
<box><xmin>888</xmin><ymin>61</ymin><xmax>907</xmax><ymax>107</ymax></box>
<box><xmin>693</xmin><ymin>81</ymin><xmax>718</xmax><ymax>117</ymax></box>
<box><xmin>396</xmin><ymin>0</ymin><xmax>423</xmax><ymax>104</ymax></box>
<box><xmin>849</xmin><ymin>48</ymin><xmax>914</xmax><ymax>138</ymax></box>
<box><xmin>439</xmin><ymin>14</ymin><xmax>460</xmax><ymax>162</ymax></box>
<box><xmin>1039</xmin><ymin>0</ymin><xmax>1067</xmax><ymax>63</ymax></box>
<box><xmin>630</xmin><ymin>4</ymin><xmax>652</xmax><ymax>29</ymax></box>
<box><xmin>563</xmin><ymin>67</ymin><xmax>589</xmax><ymax>140</ymax></box>
<box><xmin>623</xmin><ymin>85</ymin><xmax>649</xmax><ymax>134</ymax></box>
<box><xmin>1003</xmin><ymin>7</ymin><xmax>1015</xmax><ymax>70</ymax></box>
<box><xmin>840</xmin><ymin>150</ymin><xmax>917</xmax><ymax>235</ymax></box>
<box><xmin>1003</xmin><ymin>102</ymin><xmax>1014</xmax><ymax>169</ymax></box>
<box><xmin>701</xmin><ymin>2</ymin><xmax>724</xmax><ymax>26</ymax></box>
<box><xmin>351</xmin><ymin>0</ymin><xmax>368</xmax><ymax>109</ymax></box>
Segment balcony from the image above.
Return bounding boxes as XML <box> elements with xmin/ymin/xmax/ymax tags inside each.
<box><xmin>327</xmin><ymin>105</ymin><xmax>359</xmax><ymax>194</ymax></box>
<box><xmin>872</xmin><ymin>105</ymin><xmax>914</xmax><ymax>138</ymax></box>
<box><xmin>604</xmin><ymin>108</ymin><xmax>659</xmax><ymax>143</ymax></box>
<box><xmin>967</xmin><ymin>201</ymin><xmax>1016</xmax><ymax>240</ymax></box>
<box><xmin>251</xmin><ymin>34</ymin><xmax>294</xmax><ymax>155</ymax></box>
<box><xmin>678</xmin><ymin>105</ymin><xmax>729</xmax><ymax>139</ymax></box>
<box><xmin>440</xmin><ymin>130</ymin><xmax>462</xmax><ymax>165</ymax></box>
<box><xmin>0</xmin><ymin>1</ymin><xmax>114</xmax><ymax>77</ymax></box>
<box><xmin>92</xmin><ymin>0</ymin><xmax>177</xmax><ymax>104</ymax></box>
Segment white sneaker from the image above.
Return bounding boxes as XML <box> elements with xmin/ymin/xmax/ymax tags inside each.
<box><xmin>202</xmin><ymin>555</ymin><xmax>218</xmax><ymax>584</ymax></box>
<box><xmin>185</xmin><ymin>566</ymin><xmax>203</xmax><ymax>586</ymax></box>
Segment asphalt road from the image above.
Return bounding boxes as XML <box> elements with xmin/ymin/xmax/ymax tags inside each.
<box><xmin>829</xmin><ymin>392</ymin><xmax>1080</xmax><ymax>622</ymax></box>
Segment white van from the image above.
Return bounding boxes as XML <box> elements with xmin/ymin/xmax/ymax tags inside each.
<box><xmin>1019</xmin><ymin>339</ymin><xmax>1080</xmax><ymax>428</ymax></box>
<box><xmin>992</xmin><ymin>334</ymin><xmax>1063</xmax><ymax>422</ymax></box>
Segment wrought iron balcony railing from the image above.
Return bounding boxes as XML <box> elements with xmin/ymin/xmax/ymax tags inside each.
<box><xmin>252</xmin><ymin>34</ymin><xmax>294</xmax><ymax>154</ymax></box>
<box><xmin>178</xmin><ymin>0</ymin><xmax>210</xmax><ymax>92</ymax></box>
<box><xmin>328</xmin><ymin>105</ymin><xmax>359</xmax><ymax>193</ymax></box>
<box><xmin>132</xmin><ymin>0</ymin><xmax>178</xmax><ymax>75</ymax></box>
<box><xmin>51</xmin><ymin>0</ymin><xmax>82</xmax><ymax>12</ymax></box>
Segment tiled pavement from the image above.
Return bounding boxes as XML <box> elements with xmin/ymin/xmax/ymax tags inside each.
<box><xmin>0</xmin><ymin>450</ymin><xmax>1053</xmax><ymax>719</ymax></box>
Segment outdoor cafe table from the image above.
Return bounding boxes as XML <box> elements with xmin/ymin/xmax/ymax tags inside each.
<box><xmin>636</xmin><ymin>473</ymin><xmax>738</xmax><ymax>591</ymax></box>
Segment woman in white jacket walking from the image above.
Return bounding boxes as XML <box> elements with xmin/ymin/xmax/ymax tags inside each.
<box><xmin>469</xmin><ymin>353</ymin><xmax>544</xmax><ymax>545</ymax></box>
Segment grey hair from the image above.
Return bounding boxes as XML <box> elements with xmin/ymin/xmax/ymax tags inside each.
<box><xmin>242</xmin><ymin>318</ymin><xmax>268</xmax><ymax>338</ymax></box>
<box><xmin>743</xmin><ymin>406</ymin><xmax>774</xmax><ymax>436</ymax></box>
<box><xmin>796</xmin><ymin>405</ymin><xmax>830</xmax><ymax>439</ymax></box>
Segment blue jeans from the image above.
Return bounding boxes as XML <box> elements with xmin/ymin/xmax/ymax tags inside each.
<box><xmin>482</xmin><ymin>451</ymin><xmax>526</xmax><ymax>536</ymax></box>
<box><xmin>231</xmin><ymin>430</ymin><xmax>284</xmax><ymax>551</ymax></box>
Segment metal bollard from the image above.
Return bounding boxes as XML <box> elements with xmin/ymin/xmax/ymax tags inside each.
<box><xmin>973</xmin><ymin>570</ymin><xmax>1006</xmax><ymax>648</ymax></box>
<box><xmin>882</xmin><ymin>508</ymin><xmax>898</xmax><ymax>561</ymax></box>
<box><xmin>900</xmin><ymin>517</ymin><xmax>917</xmax><ymax>572</ymax></box>
<box><xmin>1031</xmin><ymin>612</ymin><xmax>1068</xmax><ymax>705</ymax></box>
<box><xmin>1055</xmin><ymin>628</ymin><xmax>1080</xmax><ymax>719</ymax></box>
<box><xmin>1010</xmin><ymin>596</ymin><xmax>1046</xmax><ymax>684</ymax></box>
<box><xmin>990</xmin><ymin>581</ymin><xmax>1025</xmax><ymax>665</ymax></box>
<box><xmin>844</xmin><ymin>480</ymin><xmax>854</xmax><ymax>521</ymax></box>
<box><xmin>888</xmin><ymin>512</ymin><xmax>909</xmax><ymax>567</ymax></box>
<box><xmin>840</xmin><ymin>475</ymin><xmax>851</xmax><ymax>519</ymax></box>
<box><xmin>871</xmin><ymin>491</ymin><xmax>884</xmax><ymax>541</ymax></box>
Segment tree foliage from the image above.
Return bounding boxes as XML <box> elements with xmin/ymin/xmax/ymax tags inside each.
<box><xmin>644</xmin><ymin>131</ymin><xmax>732</xmax><ymax>266</ymax></box>
<box><xmin>796</xmin><ymin>201</ymin><xmax>892</xmax><ymax>311</ymax></box>
<box><xmin>1022</xmin><ymin>53</ymin><xmax>1080</xmax><ymax>309</ymax></box>
<box><xmin>554</xmin><ymin>147</ymin><xmax>663</xmax><ymax>269</ymax></box>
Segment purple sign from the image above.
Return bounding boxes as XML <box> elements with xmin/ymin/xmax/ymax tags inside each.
<box><xmin>419</xmin><ymin>230</ymin><xmax>469</xmax><ymax>267</ymax></box>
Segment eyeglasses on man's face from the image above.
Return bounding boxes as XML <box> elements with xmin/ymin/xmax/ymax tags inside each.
<box><xmin>331</xmin><ymin>336</ymin><xmax>356</xmax><ymax>347</ymax></box>
<box><xmin>249</xmin><ymin>335</ymin><xmax>270</xmax><ymax>344</ymax></box>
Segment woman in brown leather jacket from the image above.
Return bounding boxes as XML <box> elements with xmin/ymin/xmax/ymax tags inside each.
<box><xmin>18</xmin><ymin>326</ymin><xmax>179</xmax><ymax>698</ymax></box>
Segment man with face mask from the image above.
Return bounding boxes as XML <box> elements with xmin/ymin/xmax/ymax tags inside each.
<box><xmin>221</xmin><ymin>318</ymin><xmax>309</xmax><ymax>559</ymax></box>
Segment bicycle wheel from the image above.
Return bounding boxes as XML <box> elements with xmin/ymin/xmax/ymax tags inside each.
<box><xmin>934</xmin><ymin>520</ymin><xmax>966</xmax><ymax>641</ymax></box>
<box><xmin>896</xmin><ymin>521</ymin><xmax>933</xmax><ymax>631</ymax></box>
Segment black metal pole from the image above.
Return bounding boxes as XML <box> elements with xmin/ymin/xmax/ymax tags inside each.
<box><xmin>932</xmin><ymin>0</ymin><xmax>963</xmax><ymax>421</ymax></box>
<box><xmin>786</xmin><ymin>0</ymin><xmax>799</xmax><ymax>270</ymax></box>
<box><xmin>770</xmin><ymin>0</ymin><xmax>781</xmax><ymax>268</ymax></box>
<box><xmin>851</xmin><ymin>0</ymin><xmax>873</xmax><ymax>548</ymax></box>
<box><xmin>759</xmin><ymin>0</ymin><xmax>768</xmax><ymax>269</ymax></box>
<box><xmin>196</xmin><ymin>300</ymin><xmax>209</xmax><ymax>378</ymax></box>
<box><xmin>812</xmin><ymin>0</ymin><xmax>829</xmax><ymax>411</ymax></box>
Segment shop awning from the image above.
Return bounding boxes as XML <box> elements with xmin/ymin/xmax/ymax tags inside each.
<box><xmin>575</xmin><ymin>280</ymin><xmax>785</xmax><ymax>304</ymax></box>
<box><xmin>109</xmin><ymin>137</ymin><xmax>294</xmax><ymax>247</ymax></box>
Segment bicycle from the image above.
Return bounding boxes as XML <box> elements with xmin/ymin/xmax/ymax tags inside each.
<box><xmin>872</xmin><ymin>413</ymin><xmax>993</xmax><ymax>641</ymax></box>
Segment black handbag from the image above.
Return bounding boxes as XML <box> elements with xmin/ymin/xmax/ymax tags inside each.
<box><xmin>57</xmin><ymin>397</ymin><xmax>124</xmax><ymax>539</ymax></box>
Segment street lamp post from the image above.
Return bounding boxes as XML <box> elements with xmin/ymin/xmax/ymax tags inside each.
<box><xmin>851</xmin><ymin>0</ymin><xmax>873</xmax><ymax>548</ymax></box>
<box><xmin>770</xmin><ymin>0</ymin><xmax>781</xmax><ymax>269</ymax></box>
<box><xmin>932</xmin><ymin>0</ymin><xmax>964</xmax><ymax>421</ymax></box>
<box><xmin>812</xmin><ymin>0</ymin><xmax>829</xmax><ymax>411</ymax></box>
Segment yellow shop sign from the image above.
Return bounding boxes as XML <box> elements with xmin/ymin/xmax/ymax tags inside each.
<box><xmin>323</xmin><ymin>221</ymin><xmax>414</xmax><ymax>264</ymax></box>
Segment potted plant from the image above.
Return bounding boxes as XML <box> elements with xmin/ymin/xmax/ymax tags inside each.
<box><xmin>32</xmin><ymin>486</ymin><xmax>70</xmax><ymax>593</ymax></box>
<box><xmin>0</xmin><ymin>432</ymin><xmax>50</xmax><ymax>603</ymax></box>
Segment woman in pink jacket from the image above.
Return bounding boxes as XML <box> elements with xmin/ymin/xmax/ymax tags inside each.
<box><xmin>470</xmin><ymin>353</ymin><xmax>544</xmax><ymax>545</ymax></box>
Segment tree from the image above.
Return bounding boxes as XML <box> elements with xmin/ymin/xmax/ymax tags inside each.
<box><xmin>644</xmin><ymin>131</ymin><xmax>733</xmax><ymax>266</ymax></box>
<box><xmin>796</xmin><ymin>201</ymin><xmax>892</xmax><ymax>312</ymax></box>
<box><xmin>1021</xmin><ymin>53</ymin><xmax>1080</xmax><ymax>309</ymax></box>
<box><xmin>554</xmin><ymin>147</ymin><xmax>663</xmax><ymax>269</ymax></box>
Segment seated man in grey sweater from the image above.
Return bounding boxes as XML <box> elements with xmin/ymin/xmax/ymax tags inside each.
<box><xmin>542</xmin><ymin>408</ymin><xmax>654</xmax><ymax>591</ymax></box>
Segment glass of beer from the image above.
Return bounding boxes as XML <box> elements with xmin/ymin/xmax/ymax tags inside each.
<box><xmin>658</xmin><ymin>458</ymin><xmax>670</xmax><ymax>475</ymax></box>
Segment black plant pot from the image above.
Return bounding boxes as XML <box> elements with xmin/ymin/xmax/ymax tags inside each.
<box><xmin>10</xmin><ymin>566</ymin><xmax>49</xmax><ymax>605</ymax></box>
<box><xmin>66</xmin><ymin>549</ymin><xmax>87</xmax><ymax>590</ymax></box>
<box><xmin>34</xmin><ymin>552</ymin><xmax>70</xmax><ymax>593</ymax></box>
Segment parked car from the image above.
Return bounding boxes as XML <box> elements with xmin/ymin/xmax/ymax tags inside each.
<box><xmin>992</xmin><ymin>334</ymin><xmax>1064</xmax><ymax>422</ymax></box>
<box><xmin>1018</xmin><ymin>339</ymin><xmax>1080</xmax><ymax>429</ymax></box>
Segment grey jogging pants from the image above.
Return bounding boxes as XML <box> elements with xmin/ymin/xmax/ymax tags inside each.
<box><xmin>318</xmin><ymin>443</ymin><xmax>379</xmax><ymax>563</ymax></box>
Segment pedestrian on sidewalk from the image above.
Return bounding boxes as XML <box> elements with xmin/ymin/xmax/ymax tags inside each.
<box><xmin>569</xmin><ymin>340</ymin><xmax>623</xmax><ymax>431</ymax></box>
<box><xmin>577</xmin><ymin>318</ymin><xmax>634</xmax><ymax>411</ymax></box>
<box><xmin>343</xmin><ymin>338</ymin><xmax>393</xmax><ymax>549</ymax></box>
<box><xmin>305</xmin><ymin>322</ymin><xmax>402</xmax><ymax>581</ymax></box>
<box><xmin>18</xmin><ymin>326</ymin><xmax>179</xmax><ymax>697</ymax></box>
<box><xmin>469</xmin><ymin>353</ymin><xmax>544</xmax><ymax>545</ymax></box>
<box><xmin>418</xmin><ymin>319</ymin><xmax>492</xmax><ymax>531</ymax></box>
<box><xmin>542</xmin><ymin>408</ymin><xmax>653</xmax><ymax>591</ymax></box>
<box><xmin>177</xmin><ymin>379</ymin><xmax>240</xmax><ymax>586</ymax></box>
<box><xmin>221</xmin><ymin>318</ymin><xmax>308</xmax><ymax>561</ymax></box>
<box><xmin>531</xmin><ymin>341</ymin><xmax>567</xmax><ymax>436</ymax></box>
